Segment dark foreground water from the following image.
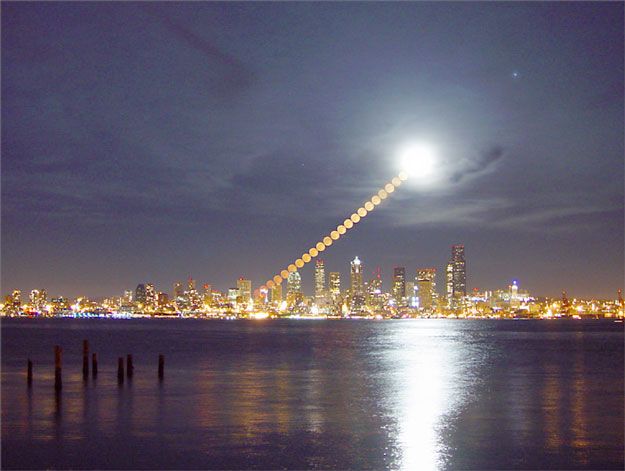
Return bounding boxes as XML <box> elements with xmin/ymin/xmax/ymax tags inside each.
<box><xmin>1</xmin><ymin>319</ymin><xmax>623</xmax><ymax>470</ymax></box>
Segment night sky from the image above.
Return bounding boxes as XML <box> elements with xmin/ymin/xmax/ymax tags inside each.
<box><xmin>2</xmin><ymin>2</ymin><xmax>623</xmax><ymax>299</ymax></box>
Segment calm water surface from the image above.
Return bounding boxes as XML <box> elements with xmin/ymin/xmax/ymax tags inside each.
<box><xmin>2</xmin><ymin>319</ymin><xmax>623</xmax><ymax>469</ymax></box>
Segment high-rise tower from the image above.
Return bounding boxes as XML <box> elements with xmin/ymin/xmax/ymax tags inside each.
<box><xmin>237</xmin><ymin>278</ymin><xmax>252</xmax><ymax>304</ymax></box>
<box><xmin>392</xmin><ymin>267</ymin><xmax>406</xmax><ymax>305</ymax></box>
<box><xmin>314</xmin><ymin>259</ymin><xmax>326</xmax><ymax>306</ymax></box>
<box><xmin>350</xmin><ymin>257</ymin><xmax>364</xmax><ymax>295</ymax></box>
<box><xmin>287</xmin><ymin>271</ymin><xmax>303</xmax><ymax>306</ymax></box>
<box><xmin>135</xmin><ymin>284</ymin><xmax>147</xmax><ymax>305</ymax></box>
<box><xmin>447</xmin><ymin>244</ymin><xmax>466</xmax><ymax>307</ymax></box>
<box><xmin>416</xmin><ymin>268</ymin><xmax>436</xmax><ymax>310</ymax></box>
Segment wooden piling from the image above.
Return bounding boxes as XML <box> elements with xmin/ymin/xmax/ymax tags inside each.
<box><xmin>117</xmin><ymin>357</ymin><xmax>124</xmax><ymax>384</ymax></box>
<box><xmin>92</xmin><ymin>353</ymin><xmax>98</xmax><ymax>378</ymax></box>
<box><xmin>27</xmin><ymin>359</ymin><xmax>33</xmax><ymax>387</ymax></box>
<box><xmin>82</xmin><ymin>340</ymin><xmax>89</xmax><ymax>380</ymax></box>
<box><xmin>54</xmin><ymin>346</ymin><xmax>62</xmax><ymax>391</ymax></box>
<box><xmin>126</xmin><ymin>354</ymin><xmax>133</xmax><ymax>379</ymax></box>
<box><xmin>158</xmin><ymin>354</ymin><xmax>164</xmax><ymax>380</ymax></box>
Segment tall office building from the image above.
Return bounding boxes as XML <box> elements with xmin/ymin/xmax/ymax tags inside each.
<box><xmin>145</xmin><ymin>283</ymin><xmax>156</xmax><ymax>308</ymax></box>
<box><xmin>11</xmin><ymin>289</ymin><xmax>21</xmax><ymax>306</ymax></box>
<box><xmin>416</xmin><ymin>268</ymin><xmax>437</xmax><ymax>310</ymax></box>
<box><xmin>392</xmin><ymin>267</ymin><xmax>406</xmax><ymax>305</ymax></box>
<box><xmin>202</xmin><ymin>284</ymin><xmax>213</xmax><ymax>305</ymax></box>
<box><xmin>329</xmin><ymin>272</ymin><xmax>341</xmax><ymax>296</ymax></box>
<box><xmin>314</xmin><ymin>259</ymin><xmax>326</xmax><ymax>305</ymax></box>
<box><xmin>122</xmin><ymin>290</ymin><xmax>132</xmax><ymax>303</ymax></box>
<box><xmin>227</xmin><ymin>288</ymin><xmax>239</xmax><ymax>304</ymax></box>
<box><xmin>405</xmin><ymin>281</ymin><xmax>416</xmax><ymax>303</ymax></box>
<box><xmin>367</xmin><ymin>268</ymin><xmax>384</xmax><ymax>311</ymax></box>
<box><xmin>447</xmin><ymin>244</ymin><xmax>466</xmax><ymax>306</ymax></box>
<box><xmin>135</xmin><ymin>284</ymin><xmax>147</xmax><ymax>305</ymax></box>
<box><xmin>237</xmin><ymin>278</ymin><xmax>252</xmax><ymax>304</ymax></box>
<box><xmin>29</xmin><ymin>289</ymin><xmax>47</xmax><ymax>312</ymax></box>
<box><xmin>186</xmin><ymin>278</ymin><xmax>201</xmax><ymax>310</ymax></box>
<box><xmin>446</xmin><ymin>262</ymin><xmax>453</xmax><ymax>304</ymax></box>
<box><xmin>350</xmin><ymin>257</ymin><xmax>364</xmax><ymax>294</ymax></box>
<box><xmin>328</xmin><ymin>272</ymin><xmax>341</xmax><ymax>308</ymax></box>
<box><xmin>368</xmin><ymin>268</ymin><xmax>383</xmax><ymax>296</ymax></box>
<box><xmin>271</xmin><ymin>283</ymin><xmax>282</xmax><ymax>304</ymax></box>
<box><xmin>173</xmin><ymin>282</ymin><xmax>184</xmax><ymax>299</ymax></box>
<box><xmin>157</xmin><ymin>292</ymin><xmax>169</xmax><ymax>307</ymax></box>
<box><xmin>287</xmin><ymin>271</ymin><xmax>303</xmax><ymax>306</ymax></box>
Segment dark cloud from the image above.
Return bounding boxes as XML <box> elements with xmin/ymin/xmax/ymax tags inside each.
<box><xmin>140</xmin><ymin>4</ymin><xmax>256</xmax><ymax>92</ymax></box>
<box><xmin>450</xmin><ymin>146</ymin><xmax>505</xmax><ymax>183</ymax></box>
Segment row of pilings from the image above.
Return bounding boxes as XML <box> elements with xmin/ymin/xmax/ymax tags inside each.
<box><xmin>26</xmin><ymin>340</ymin><xmax>165</xmax><ymax>389</ymax></box>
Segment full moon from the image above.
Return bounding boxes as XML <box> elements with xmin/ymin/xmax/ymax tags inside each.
<box><xmin>398</xmin><ymin>143</ymin><xmax>437</xmax><ymax>183</ymax></box>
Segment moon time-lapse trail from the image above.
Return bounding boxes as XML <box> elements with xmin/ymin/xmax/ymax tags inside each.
<box><xmin>261</xmin><ymin>143</ymin><xmax>434</xmax><ymax>291</ymax></box>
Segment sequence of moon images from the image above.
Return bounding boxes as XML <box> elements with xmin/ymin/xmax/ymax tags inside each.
<box><xmin>261</xmin><ymin>142</ymin><xmax>436</xmax><ymax>291</ymax></box>
<box><xmin>261</xmin><ymin>171</ymin><xmax>408</xmax><ymax>291</ymax></box>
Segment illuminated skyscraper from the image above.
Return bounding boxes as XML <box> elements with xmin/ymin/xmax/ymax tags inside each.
<box><xmin>255</xmin><ymin>287</ymin><xmax>268</xmax><ymax>305</ymax></box>
<box><xmin>368</xmin><ymin>268</ymin><xmax>382</xmax><ymax>296</ymax></box>
<box><xmin>446</xmin><ymin>262</ymin><xmax>453</xmax><ymax>304</ymax></box>
<box><xmin>350</xmin><ymin>257</ymin><xmax>363</xmax><ymax>294</ymax></box>
<box><xmin>145</xmin><ymin>283</ymin><xmax>156</xmax><ymax>308</ymax></box>
<box><xmin>29</xmin><ymin>289</ymin><xmax>47</xmax><ymax>312</ymax></box>
<box><xmin>405</xmin><ymin>281</ymin><xmax>416</xmax><ymax>306</ymax></box>
<box><xmin>452</xmin><ymin>244</ymin><xmax>466</xmax><ymax>297</ymax></box>
<box><xmin>227</xmin><ymin>288</ymin><xmax>239</xmax><ymax>304</ymax></box>
<box><xmin>186</xmin><ymin>278</ymin><xmax>201</xmax><ymax>310</ymax></box>
<box><xmin>135</xmin><ymin>284</ymin><xmax>147</xmax><ymax>305</ymax></box>
<box><xmin>350</xmin><ymin>257</ymin><xmax>365</xmax><ymax>312</ymax></box>
<box><xmin>367</xmin><ymin>269</ymin><xmax>384</xmax><ymax>311</ymax></box>
<box><xmin>173</xmin><ymin>282</ymin><xmax>184</xmax><ymax>299</ymax></box>
<box><xmin>447</xmin><ymin>244</ymin><xmax>466</xmax><ymax>306</ymax></box>
<box><xmin>416</xmin><ymin>268</ymin><xmax>436</xmax><ymax>310</ymax></box>
<box><xmin>237</xmin><ymin>278</ymin><xmax>252</xmax><ymax>304</ymax></box>
<box><xmin>271</xmin><ymin>283</ymin><xmax>282</xmax><ymax>304</ymax></box>
<box><xmin>328</xmin><ymin>272</ymin><xmax>341</xmax><ymax>310</ymax></box>
<box><xmin>392</xmin><ymin>267</ymin><xmax>406</xmax><ymax>305</ymax></box>
<box><xmin>157</xmin><ymin>292</ymin><xmax>168</xmax><ymax>307</ymax></box>
<box><xmin>202</xmin><ymin>284</ymin><xmax>213</xmax><ymax>305</ymax></box>
<box><xmin>287</xmin><ymin>271</ymin><xmax>303</xmax><ymax>306</ymax></box>
<box><xmin>329</xmin><ymin>272</ymin><xmax>341</xmax><ymax>297</ymax></box>
<box><xmin>314</xmin><ymin>259</ymin><xmax>326</xmax><ymax>305</ymax></box>
<box><xmin>123</xmin><ymin>290</ymin><xmax>133</xmax><ymax>303</ymax></box>
<box><xmin>11</xmin><ymin>289</ymin><xmax>21</xmax><ymax>306</ymax></box>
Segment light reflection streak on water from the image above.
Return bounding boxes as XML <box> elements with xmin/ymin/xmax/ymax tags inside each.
<box><xmin>543</xmin><ymin>362</ymin><xmax>561</xmax><ymax>451</ymax></box>
<box><xmin>385</xmin><ymin>322</ymin><xmax>468</xmax><ymax>471</ymax></box>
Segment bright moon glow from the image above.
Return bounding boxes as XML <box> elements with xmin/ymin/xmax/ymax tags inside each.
<box><xmin>398</xmin><ymin>143</ymin><xmax>436</xmax><ymax>182</ymax></box>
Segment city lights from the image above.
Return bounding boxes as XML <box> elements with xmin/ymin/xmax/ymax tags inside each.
<box><xmin>4</xmin><ymin>247</ymin><xmax>622</xmax><ymax>321</ymax></box>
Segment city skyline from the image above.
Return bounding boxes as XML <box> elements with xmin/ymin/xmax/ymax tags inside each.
<box><xmin>4</xmin><ymin>246</ymin><xmax>623</xmax><ymax>303</ymax></box>
<box><xmin>2</xmin><ymin>2</ymin><xmax>623</xmax><ymax>299</ymax></box>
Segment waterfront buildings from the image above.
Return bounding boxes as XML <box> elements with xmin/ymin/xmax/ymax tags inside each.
<box><xmin>287</xmin><ymin>271</ymin><xmax>303</xmax><ymax>306</ymax></box>
<box><xmin>417</xmin><ymin>268</ymin><xmax>437</xmax><ymax>310</ymax></box>
<box><xmin>271</xmin><ymin>283</ymin><xmax>282</xmax><ymax>305</ymax></box>
<box><xmin>447</xmin><ymin>244</ymin><xmax>466</xmax><ymax>307</ymax></box>
<box><xmin>392</xmin><ymin>267</ymin><xmax>406</xmax><ymax>306</ymax></box>
<box><xmin>350</xmin><ymin>257</ymin><xmax>363</xmax><ymax>294</ymax></box>
<box><xmin>237</xmin><ymin>278</ymin><xmax>252</xmax><ymax>306</ymax></box>
<box><xmin>29</xmin><ymin>289</ymin><xmax>47</xmax><ymax>312</ymax></box>
<box><xmin>4</xmin><ymin>243</ymin><xmax>623</xmax><ymax>320</ymax></box>
<box><xmin>135</xmin><ymin>284</ymin><xmax>147</xmax><ymax>305</ymax></box>
<box><xmin>350</xmin><ymin>257</ymin><xmax>365</xmax><ymax>313</ymax></box>
<box><xmin>314</xmin><ymin>259</ymin><xmax>326</xmax><ymax>307</ymax></box>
